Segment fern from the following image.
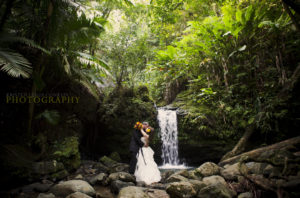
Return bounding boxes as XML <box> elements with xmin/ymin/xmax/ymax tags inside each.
<box><xmin>0</xmin><ymin>48</ymin><xmax>32</xmax><ymax>78</ymax></box>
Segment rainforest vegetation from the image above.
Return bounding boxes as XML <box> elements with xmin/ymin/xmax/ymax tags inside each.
<box><xmin>0</xmin><ymin>0</ymin><xmax>299</xmax><ymax>197</ymax></box>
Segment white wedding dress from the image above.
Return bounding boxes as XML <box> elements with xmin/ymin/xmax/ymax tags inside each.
<box><xmin>134</xmin><ymin>137</ymin><xmax>161</xmax><ymax>185</ymax></box>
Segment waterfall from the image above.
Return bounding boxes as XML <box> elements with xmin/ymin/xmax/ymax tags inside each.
<box><xmin>158</xmin><ymin>108</ymin><xmax>184</xmax><ymax>168</ymax></box>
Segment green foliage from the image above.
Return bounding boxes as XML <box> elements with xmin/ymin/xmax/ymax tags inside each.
<box><xmin>53</xmin><ymin>136</ymin><xmax>80</xmax><ymax>171</ymax></box>
<box><xmin>146</xmin><ymin>0</ymin><xmax>300</xmax><ymax>141</ymax></box>
<box><xmin>35</xmin><ymin>110</ymin><xmax>60</xmax><ymax>125</ymax></box>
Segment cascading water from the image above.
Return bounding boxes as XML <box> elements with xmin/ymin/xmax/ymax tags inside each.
<box><xmin>157</xmin><ymin>108</ymin><xmax>186</xmax><ymax>169</ymax></box>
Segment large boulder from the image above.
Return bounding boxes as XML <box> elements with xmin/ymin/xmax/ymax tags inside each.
<box><xmin>195</xmin><ymin>162</ymin><xmax>220</xmax><ymax>177</ymax></box>
<box><xmin>50</xmin><ymin>180</ymin><xmax>95</xmax><ymax>197</ymax></box>
<box><xmin>188</xmin><ymin>180</ymin><xmax>207</xmax><ymax>193</ymax></box>
<box><xmin>172</xmin><ymin>170</ymin><xmax>190</xmax><ymax>178</ymax></box>
<box><xmin>110</xmin><ymin>180</ymin><xmax>135</xmax><ymax>194</ymax></box>
<box><xmin>202</xmin><ymin>175</ymin><xmax>227</xmax><ymax>186</ymax></box>
<box><xmin>161</xmin><ymin>170</ymin><xmax>176</xmax><ymax>183</ymax></box>
<box><xmin>118</xmin><ymin>186</ymin><xmax>149</xmax><ymax>198</ymax></box>
<box><xmin>166</xmin><ymin>174</ymin><xmax>189</xmax><ymax>183</ymax></box>
<box><xmin>147</xmin><ymin>189</ymin><xmax>170</xmax><ymax>198</ymax></box>
<box><xmin>221</xmin><ymin>163</ymin><xmax>248</xmax><ymax>181</ymax></box>
<box><xmin>245</xmin><ymin>162</ymin><xmax>268</xmax><ymax>175</ymax></box>
<box><xmin>37</xmin><ymin>193</ymin><xmax>55</xmax><ymax>198</ymax></box>
<box><xmin>88</xmin><ymin>173</ymin><xmax>108</xmax><ymax>185</ymax></box>
<box><xmin>238</xmin><ymin>192</ymin><xmax>253</xmax><ymax>198</ymax></box>
<box><xmin>187</xmin><ymin>170</ymin><xmax>201</xmax><ymax>180</ymax></box>
<box><xmin>197</xmin><ymin>183</ymin><xmax>233</xmax><ymax>198</ymax></box>
<box><xmin>166</xmin><ymin>181</ymin><xmax>197</xmax><ymax>198</ymax></box>
<box><xmin>108</xmin><ymin>172</ymin><xmax>135</xmax><ymax>183</ymax></box>
<box><xmin>66</xmin><ymin>192</ymin><xmax>92</xmax><ymax>198</ymax></box>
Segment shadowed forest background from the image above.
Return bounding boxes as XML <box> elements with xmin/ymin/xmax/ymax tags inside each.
<box><xmin>0</xmin><ymin>0</ymin><xmax>299</xmax><ymax>197</ymax></box>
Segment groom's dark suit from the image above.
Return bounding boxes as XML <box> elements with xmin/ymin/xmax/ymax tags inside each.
<box><xmin>129</xmin><ymin>129</ymin><xmax>144</xmax><ymax>174</ymax></box>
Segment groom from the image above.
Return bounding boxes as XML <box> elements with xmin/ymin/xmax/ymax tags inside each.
<box><xmin>129</xmin><ymin>121</ymin><xmax>149</xmax><ymax>174</ymax></box>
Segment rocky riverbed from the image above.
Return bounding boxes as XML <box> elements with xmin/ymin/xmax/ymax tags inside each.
<box><xmin>2</xmin><ymin>140</ymin><xmax>300</xmax><ymax>198</ymax></box>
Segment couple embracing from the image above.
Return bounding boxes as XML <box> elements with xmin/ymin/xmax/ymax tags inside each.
<box><xmin>129</xmin><ymin>121</ymin><xmax>161</xmax><ymax>185</ymax></box>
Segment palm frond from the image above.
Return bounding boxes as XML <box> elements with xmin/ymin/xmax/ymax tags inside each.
<box><xmin>0</xmin><ymin>48</ymin><xmax>32</xmax><ymax>78</ymax></box>
<box><xmin>0</xmin><ymin>33</ymin><xmax>50</xmax><ymax>54</ymax></box>
<box><xmin>75</xmin><ymin>52</ymin><xmax>110</xmax><ymax>75</ymax></box>
<box><xmin>72</xmin><ymin>66</ymin><xmax>100</xmax><ymax>99</ymax></box>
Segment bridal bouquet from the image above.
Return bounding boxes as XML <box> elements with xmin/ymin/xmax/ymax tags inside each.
<box><xmin>134</xmin><ymin>121</ymin><xmax>143</xmax><ymax>130</ymax></box>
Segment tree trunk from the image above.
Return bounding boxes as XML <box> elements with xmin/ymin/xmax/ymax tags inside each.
<box><xmin>219</xmin><ymin>136</ymin><xmax>300</xmax><ymax>166</ymax></box>
<box><xmin>220</xmin><ymin>124</ymin><xmax>255</xmax><ymax>161</ymax></box>
<box><xmin>221</xmin><ymin>62</ymin><xmax>300</xmax><ymax>162</ymax></box>
<box><xmin>27</xmin><ymin>0</ymin><xmax>54</xmax><ymax>135</ymax></box>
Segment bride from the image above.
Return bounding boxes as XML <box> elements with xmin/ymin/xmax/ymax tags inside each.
<box><xmin>134</xmin><ymin>126</ymin><xmax>161</xmax><ymax>185</ymax></box>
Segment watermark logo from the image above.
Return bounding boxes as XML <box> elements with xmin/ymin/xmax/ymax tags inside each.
<box><xmin>6</xmin><ymin>93</ymin><xmax>80</xmax><ymax>104</ymax></box>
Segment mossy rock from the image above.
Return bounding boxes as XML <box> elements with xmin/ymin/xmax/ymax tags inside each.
<box><xmin>109</xmin><ymin>152</ymin><xmax>121</xmax><ymax>162</ymax></box>
<box><xmin>50</xmin><ymin>169</ymin><xmax>69</xmax><ymax>181</ymax></box>
<box><xmin>99</xmin><ymin>156</ymin><xmax>117</xmax><ymax>167</ymax></box>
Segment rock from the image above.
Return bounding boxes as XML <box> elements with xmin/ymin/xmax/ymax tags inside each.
<box><xmin>173</xmin><ymin>170</ymin><xmax>190</xmax><ymax>178</ymax></box>
<box><xmin>37</xmin><ymin>193</ymin><xmax>55</xmax><ymax>198</ymax></box>
<box><xmin>264</xmin><ymin>164</ymin><xmax>281</xmax><ymax>178</ymax></box>
<box><xmin>197</xmin><ymin>183</ymin><xmax>233</xmax><ymax>198</ymax></box>
<box><xmin>109</xmin><ymin>163</ymin><xmax>129</xmax><ymax>173</ymax></box>
<box><xmin>228</xmin><ymin>182</ymin><xmax>244</xmax><ymax>194</ymax></box>
<box><xmin>108</xmin><ymin>172</ymin><xmax>135</xmax><ymax>183</ymax></box>
<box><xmin>146</xmin><ymin>189</ymin><xmax>170</xmax><ymax>198</ymax></box>
<box><xmin>99</xmin><ymin>156</ymin><xmax>117</xmax><ymax>167</ymax></box>
<box><xmin>118</xmin><ymin>186</ymin><xmax>149</xmax><ymax>198</ymax></box>
<box><xmin>161</xmin><ymin>170</ymin><xmax>176</xmax><ymax>183</ymax></box>
<box><xmin>245</xmin><ymin>162</ymin><xmax>268</xmax><ymax>175</ymax></box>
<box><xmin>94</xmin><ymin>162</ymin><xmax>109</xmax><ymax>173</ymax></box>
<box><xmin>136</xmin><ymin>181</ymin><xmax>147</xmax><ymax>187</ymax></box>
<box><xmin>32</xmin><ymin>160</ymin><xmax>64</xmax><ymax>175</ymax></box>
<box><xmin>238</xmin><ymin>192</ymin><xmax>253</xmax><ymax>198</ymax></box>
<box><xmin>166</xmin><ymin>174</ymin><xmax>188</xmax><ymax>183</ymax></box>
<box><xmin>148</xmin><ymin>183</ymin><xmax>166</xmax><ymax>190</ymax></box>
<box><xmin>195</xmin><ymin>162</ymin><xmax>220</xmax><ymax>177</ymax></box>
<box><xmin>202</xmin><ymin>175</ymin><xmax>227</xmax><ymax>186</ymax></box>
<box><xmin>89</xmin><ymin>173</ymin><xmax>108</xmax><ymax>185</ymax></box>
<box><xmin>221</xmin><ymin>163</ymin><xmax>248</xmax><ymax>180</ymax></box>
<box><xmin>95</xmin><ymin>186</ymin><xmax>114</xmax><ymax>198</ymax></box>
<box><xmin>109</xmin><ymin>152</ymin><xmax>121</xmax><ymax>162</ymax></box>
<box><xmin>110</xmin><ymin>180</ymin><xmax>135</xmax><ymax>194</ymax></box>
<box><xmin>188</xmin><ymin>180</ymin><xmax>207</xmax><ymax>193</ymax></box>
<box><xmin>66</xmin><ymin>192</ymin><xmax>93</xmax><ymax>198</ymax></box>
<box><xmin>50</xmin><ymin>169</ymin><xmax>69</xmax><ymax>181</ymax></box>
<box><xmin>166</xmin><ymin>181</ymin><xmax>197</xmax><ymax>198</ymax></box>
<box><xmin>187</xmin><ymin>170</ymin><xmax>201</xmax><ymax>180</ymax></box>
<box><xmin>74</xmin><ymin>174</ymin><xmax>84</xmax><ymax>179</ymax></box>
<box><xmin>21</xmin><ymin>182</ymin><xmax>53</xmax><ymax>193</ymax></box>
<box><xmin>50</xmin><ymin>180</ymin><xmax>95</xmax><ymax>197</ymax></box>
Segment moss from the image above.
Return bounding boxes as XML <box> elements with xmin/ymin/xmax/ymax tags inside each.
<box><xmin>52</xmin><ymin>136</ymin><xmax>81</xmax><ymax>171</ymax></box>
<box><xmin>99</xmin><ymin>156</ymin><xmax>117</xmax><ymax>167</ymax></box>
<box><xmin>50</xmin><ymin>169</ymin><xmax>69</xmax><ymax>180</ymax></box>
<box><xmin>109</xmin><ymin>152</ymin><xmax>121</xmax><ymax>162</ymax></box>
